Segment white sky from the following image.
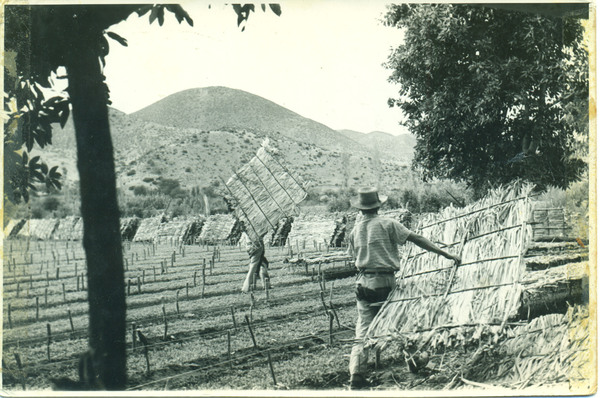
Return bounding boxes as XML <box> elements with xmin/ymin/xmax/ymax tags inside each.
<box><xmin>101</xmin><ymin>1</ymin><xmax>409</xmax><ymax>135</ymax></box>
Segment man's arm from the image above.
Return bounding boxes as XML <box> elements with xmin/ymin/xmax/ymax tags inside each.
<box><xmin>406</xmin><ymin>233</ymin><xmax>461</xmax><ymax>265</ymax></box>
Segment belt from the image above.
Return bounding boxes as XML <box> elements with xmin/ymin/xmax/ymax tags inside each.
<box><xmin>358</xmin><ymin>269</ymin><xmax>396</xmax><ymax>275</ymax></box>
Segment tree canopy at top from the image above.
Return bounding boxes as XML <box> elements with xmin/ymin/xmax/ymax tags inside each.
<box><xmin>385</xmin><ymin>4</ymin><xmax>589</xmax><ymax>196</ymax></box>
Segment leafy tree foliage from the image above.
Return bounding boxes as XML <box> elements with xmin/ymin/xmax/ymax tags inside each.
<box><xmin>384</xmin><ymin>4</ymin><xmax>588</xmax><ymax>196</ymax></box>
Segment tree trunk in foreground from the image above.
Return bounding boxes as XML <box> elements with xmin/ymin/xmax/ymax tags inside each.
<box><xmin>66</xmin><ymin>46</ymin><xmax>126</xmax><ymax>389</ymax></box>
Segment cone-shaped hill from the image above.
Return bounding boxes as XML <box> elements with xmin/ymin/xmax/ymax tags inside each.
<box><xmin>130</xmin><ymin>86</ymin><xmax>366</xmax><ymax>153</ymax></box>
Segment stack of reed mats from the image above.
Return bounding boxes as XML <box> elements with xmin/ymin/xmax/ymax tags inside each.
<box><xmin>287</xmin><ymin>214</ymin><xmax>338</xmax><ymax>250</ymax></box>
<box><xmin>4</xmin><ymin>219</ymin><xmax>26</xmax><ymax>238</ymax></box>
<box><xmin>16</xmin><ymin>218</ymin><xmax>60</xmax><ymax>240</ymax></box>
<box><xmin>531</xmin><ymin>205</ymin><xmax>567</xmax><ymax>241</ymax></box>
<box><xmin>120</xmin><ymin>217</ymin><xmax>140</xmax><ymax>241</ymax></box>
<box><xmin>156</xmin><ymin>217</ymin><xmax>203</xmax><ymax>245</ymax></box>
<box><xmin>369</xmin><ymin>183</ymin><xmax>534</xmax><ymax>341</ymax></box>
<box><xmin>133</xmin><ymin>216</ymin><xmax>165</xmax><ymax>242</ymax></box>
<box><xmin>52</xmin><ymin>216</ymin><xmax>80</xmax><ymax>240</ymax></box>
<box><xmin>198</xmin><ymin>214</ymin><xmax>239</xmax><ymax>244</ymax></box>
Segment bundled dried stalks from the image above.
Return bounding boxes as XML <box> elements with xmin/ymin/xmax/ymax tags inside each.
<box><xmin>471</xmin><ymin>305</ymin><xmax>592</xmax><ymax>391</ymax></box>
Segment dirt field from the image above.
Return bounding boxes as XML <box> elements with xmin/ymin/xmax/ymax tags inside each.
<box><xmin>2</xmin><ymin>236</ymin><xmax>589</xmax><ymax>392</ymax></box>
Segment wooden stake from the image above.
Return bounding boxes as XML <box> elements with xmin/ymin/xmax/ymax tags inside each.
<box><xmin>176</xmin><ymin>290</ymin><xmax>180</xmax><ymax>314</ymax></box>
<box><xmin>14</xmin><ymin>352</ymin><xmax>25</xmax><ymax>390</ymax></box>
<box><xmin>44</xmin><ymin>288</ymin><xmax>48</xmax><ymax>306</ymax></box>
<box><xmin>68</xmin><ymin>309</ymin><xmax>75</xmax><ymax>336</ymax></box>
<box><xmin>46</xmin><ymin>323</ymin><xmax>52</xmax><ymax>361</ymax></box>
<box><xmin>193</xmin><ymin>271</ymin><xmax>197</xmax><ymax>287</ymax></box>
<box><xmin>202</xmin><ymin>260</ymin><xmax>206</xmax><ymax>298</ymax></box>
<box><xmin>137</xmin><ymin>276</ymin><xmax>142</xmax><ymax>294</ymax></box>
<box><xmin>328</xmin><ymin>311</ymin><xmax>334</xmax><ymax>346</ymax></box>
<box><xmin>162</xmin><ymin>305</ymin><xmax>168</xmax><ymax>340</ymax></box>
<box><xmin>56</xmin><ymin>267</ymin><xmax>60</xmax><ymax>280</ymax></box>
<box><xmin>245</xmin><ymin>315</ymin><xmax>258</xmax><ymax>350</ymax></box>
<box><xmin>264</xmin><ymin>278</ymin><xmax>270</xmax><ymax>301</ymax></box>
<box><xmin>230</xmin><ymin>306</ymin><xmax>238</xmax><ymax>330</ymax></box>
<box><xmin>153</xmin><ymin>266</ymin><xmax>156</xmax><ymax>282</ymax></box>
<box><xmin>132</xmin><ymin>323</ymin><xmax>137</xmax><ymax>351</ymax></box>
<box><xmin>8</xmin><ymin>303</ymin><xmax>12</xmax><ymax>329</ymax></box>
<box><xmin>267</xmin><ymin>352</ymin><xmax>277</xmax><ymax>385</ymax></box>
<box><xmin>36</xmin><ymin>297</ymin><xmax>39</xmax><ymax>321</ymax></box>
<box><xmin>227</xmin><ymin>331</ymin><xmax>232</xmax><ymax>368</ymax></box>
<box><xmin>62</xmin><ymin>283</ymin><xmax>66</xmax><ymax>303</ymax></box>
<box><xmin>142</xmin><ymin>270</ymin><xmax>145</xmax><ymax>284</ymax></box>
<box><xmin>186</xmin><ymin>283</ymin><xmax>189</xmax><ymax>299</ymax></box>
<box><xmin>127</xmin><ymin>279</ymin><xmax>131</xmax><ymax>296</ymax></box>
<box><xmin>137</xmin><ymin>330</ymin><xmax>151</xmax><ymax>374</ymax></box>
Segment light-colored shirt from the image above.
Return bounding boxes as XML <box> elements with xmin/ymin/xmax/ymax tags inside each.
<box><xmin>348</xmin><ymin>213</ymin><xmax>411</xmax><ymax>271</ymax></box>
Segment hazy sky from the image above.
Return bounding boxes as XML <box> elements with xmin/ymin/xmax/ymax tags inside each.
<box><xmin>101</xmin><ymin>1</ymin><xmax>409</xmax><ymax>135</ymax></box>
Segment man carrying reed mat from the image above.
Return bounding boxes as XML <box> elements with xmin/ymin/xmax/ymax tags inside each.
<box><xmin>347</xmin><ymin>187</ymin><xmax>461</xmax><ymax>389</ymax></box>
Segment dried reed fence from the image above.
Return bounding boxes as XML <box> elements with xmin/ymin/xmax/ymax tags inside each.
<box><xmin>225</xmin><ymin>139</ymin><xmax>306</xmax><ymax>242</ymax></box>
<box><xmin>368</xmin><ymin>183</ymin><xmax>535</xmax><ymax>344</ymax></box>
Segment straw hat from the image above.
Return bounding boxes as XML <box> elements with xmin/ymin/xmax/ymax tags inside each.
<box><xmin>350</xmin><ymin>187</ymin><xmax>388</xmax><ymax>210</ymax></box>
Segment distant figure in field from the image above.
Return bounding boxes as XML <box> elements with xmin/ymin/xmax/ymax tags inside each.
<box><xmin>242</xmin><ymin>237</ymin><xmax>270</xmax><ymax>293</ymax></box>
<box><xmin>347</xmin><ymin>187</ymin><xmax>461</xmax><ymax>389</ymax></box>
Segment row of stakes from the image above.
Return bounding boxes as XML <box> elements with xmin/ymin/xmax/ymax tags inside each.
<box><xmin>6</xmin><ymin>242</ymin><xmax>345</xmax><ymax>331</ymax></box>
<box><xmin>6</xmin><ymin>270</ymin><xmax>342</xmax><ymax>390</ymax></box>
<box><xmin>6</xmin><ymin>254</ymin><xmax>225</xmax><ymax>329</ymax></box>
<box><xmin>6</xmin><ymin>302</ymin><xmax>282</xmax><ymax>390</ymax></box>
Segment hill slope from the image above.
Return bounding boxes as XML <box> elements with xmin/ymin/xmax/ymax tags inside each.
<box><xmin>131</xmin><ymin>86</ymin><xmax>367</xmax><ymax>153</ymax></box>
<box><xmin>38</xmin><ymin>87</ymin><xmax>415</xmax><ymax>198</ymax></box>
<box><xmin>339</xmin><ymin>129</ymin><xmax>415</xmax><ymax>162</ymax></box>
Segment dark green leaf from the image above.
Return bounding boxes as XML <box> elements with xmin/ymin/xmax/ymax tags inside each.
<box><xmin>106</xmin><ymin>31</ymin><xmax>128</xmax><ymax>47</ymax></box>
<box><xmin>269</xmin><ymin>4</ymin><xmax>281</xmax><ymax>16</ymax></box>
<box><xmin>149</xmin><ymin>6</ymin><xmax>159</xmax><ymax>24</ymax></box>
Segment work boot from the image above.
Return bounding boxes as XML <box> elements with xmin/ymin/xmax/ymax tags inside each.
<box><xmin>350</xmin><ymin>374</ymin><xmax>369</xmax><ymax>390</ymax></box>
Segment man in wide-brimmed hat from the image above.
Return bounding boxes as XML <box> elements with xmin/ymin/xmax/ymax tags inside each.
<box><xmin>347</xmin><ymin>187</ymin><xmax>460</xmax><ymax>389</ymax></box>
